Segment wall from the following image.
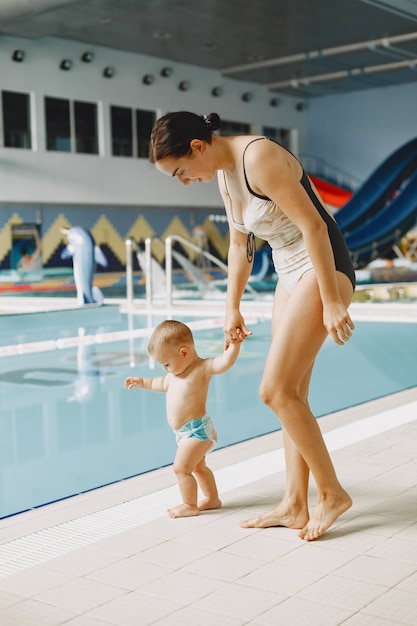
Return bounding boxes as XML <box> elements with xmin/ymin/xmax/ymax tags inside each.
<box><xmin>0</xmin><ymin>35</ymin><xmax>307</xmax><ymax>207</ymax></box>
<box><xmin>0</xmin><ymin>35</ymin><xmax>306</xmax><ymax>270</ymax></box>
<box><xmin>307</xmin><ymin>81</ymin><xmax>417</xmax><ymax>184</ymax></box>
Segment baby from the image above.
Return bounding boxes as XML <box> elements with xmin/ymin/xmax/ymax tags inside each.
<box><xmin>125</xmin><ymin>319</ymin><xmax>241</xmax><ymax>518</ymax></box>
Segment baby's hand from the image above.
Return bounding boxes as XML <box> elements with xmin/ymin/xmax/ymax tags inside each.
<box><xmin>125</xmin><ymin>377</ymin><xmax>142</xmax><ymax>389</ymax></box>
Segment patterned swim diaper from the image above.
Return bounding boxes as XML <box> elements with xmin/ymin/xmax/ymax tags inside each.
<box><xmin>174</xmin><ymin>414</ymin><xmax>217</xmax><ymax>452</ymax></box>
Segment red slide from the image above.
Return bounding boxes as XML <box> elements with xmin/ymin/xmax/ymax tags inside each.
<box><xmin>309</xmin><ymin>175</ymin><xmax>353</xmax><ymax>208</ymax></box>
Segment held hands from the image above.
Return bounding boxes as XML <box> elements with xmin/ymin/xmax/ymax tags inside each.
<box><xmin>323</xmin><ymin>302</ymin><xmax>355</xmax><ymax>346</ymax></box>
<box><xmin>124</xmin><ymin>377</ymin><xmax>143</xmax><ymax>389</ymax></box>
<box><xmin>224</xmin><ymin>310</ymin><xmax>252</xmax><ymax>346</ymax></box>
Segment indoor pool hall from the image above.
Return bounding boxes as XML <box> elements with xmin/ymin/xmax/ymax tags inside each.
<box><xmin>2</xmin><ymin>0</ymin><xmax>417</xmax><ymax>623</ymax></box>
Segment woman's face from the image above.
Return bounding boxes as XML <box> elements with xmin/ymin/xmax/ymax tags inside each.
<box><xmin>155</xmin><ymin>139</ymin><xmax>215</xmax><ymax>186</ymax></box>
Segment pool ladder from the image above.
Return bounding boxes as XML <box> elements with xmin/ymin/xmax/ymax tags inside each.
<box><xmin>126</xmin><ymin>235</ymin><xmax>246</xmax><ymax>307</ymax></box>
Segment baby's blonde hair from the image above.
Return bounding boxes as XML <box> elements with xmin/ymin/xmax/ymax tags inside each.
<box><xmin>148</xmin><ymin>320</ymin><xmax>194</xmax><ymax>355</ymax></box>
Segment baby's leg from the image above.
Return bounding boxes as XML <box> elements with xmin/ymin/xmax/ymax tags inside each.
<box><xmin>168</xmin><ymin>438</ymin><xmax>213</xmax><ymax>518</ymax></box>
<box><xmin>194</xmin><ymin>455</ymin><xmax>222</xmax><ymax>511</ymax></box>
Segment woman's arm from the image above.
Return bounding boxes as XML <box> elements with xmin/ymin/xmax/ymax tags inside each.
<box><xmin>243</xmin><ymin>141</ymin><xmax>354</xmax><ymax>342</ymax></box>
<box><xmin>217</xmin><ymin>173</ymin><xmax>253</xmax><ymax>342</ymax></box>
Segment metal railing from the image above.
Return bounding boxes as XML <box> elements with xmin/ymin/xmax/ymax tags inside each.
<box><xmin>165</xmin><ymin>234</ymin><xmax>232</xmax><ymax>306</ymax></box>
<box><xmin>126</xmin><ymin>234</ymin><xmax>256</xmax><ymax>307</ymax></box>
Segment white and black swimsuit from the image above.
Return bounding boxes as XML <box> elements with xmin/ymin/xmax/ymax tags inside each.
<box><xmin>224</xmin><ymin>137</ymin><xmax>356</xmax><ymax>293</ymax></box>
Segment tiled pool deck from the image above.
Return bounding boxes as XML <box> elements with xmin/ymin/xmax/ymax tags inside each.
<box><xmin>0</xmin><ymin>298</ymin><xmax>416</xmax><ymax>625</ymax></box>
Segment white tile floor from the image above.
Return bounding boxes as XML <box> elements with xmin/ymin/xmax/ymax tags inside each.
<box><xmin>0</xmin><ymin>384</ymin><xmax>416</xmax><ymax>625</ymax></box>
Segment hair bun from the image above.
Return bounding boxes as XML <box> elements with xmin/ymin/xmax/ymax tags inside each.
<box><xmin>203</xmin><ymin>113</ymin><xmax>221</xmax><ymax>132</ymax></box>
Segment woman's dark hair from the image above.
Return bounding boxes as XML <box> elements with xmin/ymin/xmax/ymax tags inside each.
<box><xmin>149</xmin><ymin>111</ymin><xmax>221</xmax><ymax>163</ymax></box>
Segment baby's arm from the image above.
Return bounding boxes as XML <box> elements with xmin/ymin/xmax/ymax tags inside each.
<box><xmin>209</xmin><ymin>341</ymin><xmax>241</xmax><ymax>375</ymax></box>
<box><xmin>125</xmin><ymin>375</ymin><xmax>166</xmax><ymax>392</ymax></box>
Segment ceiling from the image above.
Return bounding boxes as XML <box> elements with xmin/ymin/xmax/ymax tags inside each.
<box><xmin>2</xmin><ymin>0</ymin><xmax>417</xmax><ymax>97</ymax></box>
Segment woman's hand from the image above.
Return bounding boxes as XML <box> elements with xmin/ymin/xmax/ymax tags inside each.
<box><xmin>224</xmin><ymin>309</ymin><xmax>252</xmax><ymax>345</ymax></box>
<box><xmin>323</xmin><ymin>302</ymin><xmax>355</xmax><ymax>346</ymax></box>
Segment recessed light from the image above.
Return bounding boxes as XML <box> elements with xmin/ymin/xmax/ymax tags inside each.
<box><xmin>153</xmin><ymin>31</ymin><xmax>171</xmax><ymax>39</ymax></box>
<box><xmin>201</xmin><ymin>43</ymin><xmax>218</xmax><ymax>52</ymax></box>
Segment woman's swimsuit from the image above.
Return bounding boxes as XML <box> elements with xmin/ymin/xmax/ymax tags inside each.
<box><xmin>224</xmin><ymin>137</ymin><xmax>356</xmax><ymax>293</ymax></box>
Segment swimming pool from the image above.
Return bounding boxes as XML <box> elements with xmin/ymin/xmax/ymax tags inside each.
<box><xmin>0</xmin><ymin>304</ymin><xmax>416</xmax><ymax>519</ymax></box>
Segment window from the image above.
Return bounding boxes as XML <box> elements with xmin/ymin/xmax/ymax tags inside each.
<box><xmin>219</xmin><ymin>119</ymin><xmax>251</xmax><ymax>137</ymax></box>
<box><xmin>74</xmin><ymin>101</ymin><xmax>98</xmax><ymax>154</ymax></box>
<box><xmin>263</xmin><ymin>126</ymin><xmax>292</xmax><ymax>151</ymax></box>
<box><xmin>45</xmin><ymin>96</ymin><xmax>98</xmax><ymax>154</ymax></box>
<box><xmin>111</xmin><ymin>106</ymin><xmax>133</xmax><ymax>156</ymax></box>
<box><xmin>111</xmin><ymin>105</ymin><xmax>156</xmax><ymax>158</ymax></box>
<box><xmin>136</xmin><ymin>109</ymin><xmax>156</xmax><ymax>158</ymax></box>
<box><xmin>1</xmin><ymin>90</ymin><xmax>31</xmax><ymax>149</ymax></box>
<box><xmin>45</xmin><ymin>97</ymin><xmax>70</xmax><ymax>151</ymax></box>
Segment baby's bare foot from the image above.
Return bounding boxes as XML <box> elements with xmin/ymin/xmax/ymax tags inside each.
<box><xmin>198</xmin><ymin>497</ymin><xmax>222</xmax><ymax>512</ymax></box>
<box><xmin>299</xmin><ymin>491</ymin><xmax>352</xmax><ymax>541</ymax></box>
<box><xmin>167</xmin><ymin>503</ymin><xmax>200</xmax><ymax>518</ymax></box>
<box><xmin>240</xmin><ymin>501</ymin><xmax>308</xmax><ymax>530</ymax></box>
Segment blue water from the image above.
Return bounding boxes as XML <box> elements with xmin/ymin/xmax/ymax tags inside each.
<box><xmin>0</xmin><ymin>305</ymin><xmax>416</xmax><ymax>519</ymax></box>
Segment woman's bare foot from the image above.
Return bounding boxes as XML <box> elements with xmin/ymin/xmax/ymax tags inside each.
<box><xmin>240</xmin><ymin>500</ymin><xmax>309</xmax><ymax>530</ymax></box>
<box><xmin>298</xmin><ymin>491</ymin><xmax>352</xmax><ymax>541</ymax></box>
<box><xmin>198</xmin><ymin>497</ymin><xmax>222</xmax><ymax>512</ymax></box>
<box><xmin>167</xmin><ymin>503</ymin><xmax>200</xmax><ymax>518</ymax></box>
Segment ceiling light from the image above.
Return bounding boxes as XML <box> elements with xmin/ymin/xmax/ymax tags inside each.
<box><xmin>103</xmin><ymin>66</ymin><xmax>115</xmax><ymax>78</ymax></box>
<box><xmin>143</xmin><ymin>74</ymin><xmax>155</xmax><ymax>85</ymax></box>
<box><xmin>153</xmin><ymin>31</ymin><xmax>171</xmax><ymax>39</ymax></box>
<box><xmin>270</xmin><ymin>97</ymin><xmax>281</xmax><ymax>107</ymax></box>
<box><xmin>161</xmin><ymin>66</ymin><xmax>172</xmax><ymax>77</ymax></box>
<box><xmin>178</xmin><ymin>80</ymin><xmax>190</xmax><ymax>91</ymax></box>
<box><xmin>60</xmin><ymin>59</ymin><xmax>73</xmax><ymax>71</ymax></box>
<box><xmin>12</xmin><ymin>50</ymin><xmax>25</xmax><ymax>62</ymax></box>
<box><xmin>81</xmin><ymin>51</ymin><xmax>94</xmax><ymax>63</ymax></box>
<box><xmin>242</xmin><ymin>92</ymin><xmax>253</xmax><ymax>102</ymax></box>
<box><xmin>201</xmin><ymin>43</ymin><xmax>218</xmax><ymax>51</ymax></box>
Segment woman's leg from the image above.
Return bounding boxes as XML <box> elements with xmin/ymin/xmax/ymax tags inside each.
<box><xmin>242</xmin><ymin>282</ymin><xmax>310</xmax><ymax>529</ymax></box>
<box><xmin>242</xmin><ymin>271</ymin><xmax>353</xmax><ymax>540</ymax></box>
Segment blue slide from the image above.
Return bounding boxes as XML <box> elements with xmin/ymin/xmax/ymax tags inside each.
<box><xmin>344</xmin><ymin>168</ymin><xmax>417</xmax><ymax>268</ymax></box>
<box><xmin>335</xmin><ymin>136</ymin><xmax>417</xmax><ymax>234</ymax></box>
<box><xmin>334</xmin><ymin>137</ymin><xmax>417</xmax><ymax>268</ymax></box>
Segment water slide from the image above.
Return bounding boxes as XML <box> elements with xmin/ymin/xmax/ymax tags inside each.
<box><xmin>333</xmin><ymin>137</ymin><xmax>417</xmax><ymax>268</ymax></box>
<box><xmin>335</xmin><ymin>137</ymin><xmax>417</xmax><ymax>232</ymax></box>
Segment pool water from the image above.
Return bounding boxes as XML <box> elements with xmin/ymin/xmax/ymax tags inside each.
<box><xmin>0</xmin><ymin>305</ymin><xmax>416</xmax><ymax>519</ymax></box>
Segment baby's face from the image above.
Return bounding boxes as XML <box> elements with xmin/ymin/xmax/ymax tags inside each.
<box><xmin>151</xmin><ymin>344</ymin><xmax>187</xmax><ymax>375</ymax></box>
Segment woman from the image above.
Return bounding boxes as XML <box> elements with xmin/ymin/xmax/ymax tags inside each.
<box><xmin>149</xmin><ymin>111</ymin><xmax>356</xmax><ymax>541</ymax></box>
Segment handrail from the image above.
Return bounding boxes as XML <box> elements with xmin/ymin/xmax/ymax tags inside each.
<box><xmin>126</xmin><ymin>237</ymin><xmax>155</xmax><ymax>308</ymax></box>
<box><xmin>165</xmin><ymin>234</ymin><xmax>231</xmax><ymax>306</ymax></box>
<box><xmin>125</xmin><ymin>238</ymin><xmax>136</xmax><ymax>308</ymax></box>
<box><xmin>126</xmin><ymin>234</ymin><xmax>256</xmax><ymax>308</ymax></box>
<box><xmin>165</xmin><ymin>233</ymin><xmax>256</xmax><ymax>306</ymax></box>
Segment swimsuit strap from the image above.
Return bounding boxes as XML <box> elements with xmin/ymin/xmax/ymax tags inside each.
<box><xmin>242</xmin><ymin>137</ymin><xmax>271</xmax><ymax>200</ymax></box>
